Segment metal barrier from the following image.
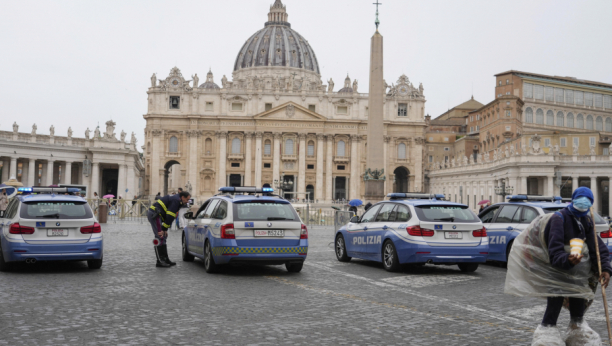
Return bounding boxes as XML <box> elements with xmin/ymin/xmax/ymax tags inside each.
<box><xmin>87</xmin><ymin>199</ymin><xmax>152</xmax><ymax>223</ymax></box>
<box><xmin>334</xmin><ymin>211</ymin><xmax>354</xmax><ymax>232</ymax></box>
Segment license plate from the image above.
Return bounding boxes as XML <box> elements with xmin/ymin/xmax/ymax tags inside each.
<box><xmin>254</xmin><ymin>230</ymin><xmax>285</xmax><ymax>237</ymax></box>
<box><xmin>47</xmin><ymin>229</ymin><xmax>68</xmax><ymax>237</ymax></box>
<box><xmin>444</xmin><ymin>232</ymin><xmax>462</xmax><ymax>239</ymax></box>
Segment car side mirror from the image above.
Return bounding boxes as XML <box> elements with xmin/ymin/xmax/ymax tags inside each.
<box><xmin>184</xmin><ymin>212</ymin><xmax>194</xmax><ymax>220</ymax></box>
<box><xmin>350</xmin><ymin>215</ymin><xmax>360</xmax><ymax>223</ymax></box>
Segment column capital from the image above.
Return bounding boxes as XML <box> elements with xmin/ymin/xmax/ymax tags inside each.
<box><xmin>298</xmin><ymin>133</ymin><xmax>307</xmax><ymax>140</ymax></box>
<box><xmin>216</xmin><ymin>131</ymin><xmax>228</xmax><ymax>139</ymax></box>
<box><xmin>273</xmin><ymin>132</ymin><xmax>283</xmax><ymax>140</ymax></box>
<box><xmin>152</xmin><ymin>129</ymin><xmax>162</xmax><ymax>137</ymax></box>
<box><xmin>326</xmin><ymin>134</ymin><xmax>334</xmax><ymax>142</ymax></box>
<box><xmin>317</xmin><ymin>133</ymin><xmax>325</xmax><ymax>141</ymax></box>
<box><xmin>384</xmin><ymin>135</ymin><xmax>391</xmax><ymax>143</ymax></box>
<box><xmin>244</xmin><ymin>131</ymin><xmax>254</xmax><ymax>139</ymax></box>
<box><xmin>255</xmin><ymin>131</ymin><xmax>264</xmax><ymax>139</ymax></box>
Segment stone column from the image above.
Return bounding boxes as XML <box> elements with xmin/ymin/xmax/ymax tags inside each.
<box><xmin>254</xmin><ymin>132</ymin><xmax>263</xmax><ymax>187</ymax></box>
<box><xmin>414</xmin><ymin>138</ymin><xmax>424</xmax><ymax>193</ymax></box>
<box><xmin>117</xmin><ymin>164</ymin><xmax>126</xmax><ymax>198</ymax></box>
<box><xmin>217</xmin><ymin>131</ymin><xmax>228</xmax><ymax>188</ymax></box>
<box><xmin>591</xmin><ymin>176</ymin><xmax>599</xmax><ymax>213</ymax></box>
<box><xmin>520</xmin><ymin>176</ymin><xmax>528</xmax><ymax>195</ymax></box>
<box><xmin>151</xmin><ymin>129</ymin><xmax>163</xmax><ymax>198</ymax></box>
<box><xmin>297</xmin><ymin>133</ymin><xmax>306</xmax><ymax>199</ymax></box>
<box><xmin>21</xmin><ymin>159</ymin><xmax>28</xmax><ymax>184</ymax></box>
<box><xmin>1</xmin><ymin>158</ymin><xmax>9</xmax><ymax>182</ymax></box>
<box><xmin>350</xmin><ymin>134</ymin><xmax>360</xmax><ymax>199</ymax></box>
<box><xmin>315</xmin><ymin>134</ymin><xmax>324</xmax><ymax>201</ymax></box>
<box><xmin>127</xmin><ymin>163</ymin><xmax>135</xmax><ymax>198</ymax></box>
<box><xmin>91</xmin><ymin>162</ymin><xmax>100</xmax><ymax>196</ymax></box>
<box><xmin>46</xmin><ymin>159</ymin><xmax>55</xmax><ymax>185</ymax></box>
<box><xmin>28</xmin><ymin>159</ymin><xmax>36</xmax><ymax>186</ymax></box>
<box><xmin>244</xmin><ymin>132</ymin><xmax>253</xmax><ymax>187</ymax></box>
<box><xmin>325</xmin><ymin>135</ymin><xmax>334</xmax><ymax>203</ymax></box>
<box><xmin>273</xmin><ymin>132</ymin><xmax>282</xmax><ymax>185</ymax></box>
<box><xmin>9</xmin><ymin>157</ymin><xmax>17</xmax><ymax>179</ymax></box>
<box><xmin>188</xmin><ymin>130</ymin><xmax>199</xmax><ymax>197</ymax></box>
<box><xmin>64</xmin><ymin>162</ymin><xmax>72</xmax><ymax>184</ymax></box>
<box><xmin>572</xmin><ymin>175</ymin><xmax>579</xmax><ymax>192</ymax></box>
<box><xmin>547</xmin><ymin>175</ymin><xmax>554</xmax><ymax>197</ymax></box>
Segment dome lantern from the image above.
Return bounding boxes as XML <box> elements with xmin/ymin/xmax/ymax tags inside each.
<box><xmin>267</xmin><ymin>0</ymin><xmax>289</xmax><ymax>27</ymax></box>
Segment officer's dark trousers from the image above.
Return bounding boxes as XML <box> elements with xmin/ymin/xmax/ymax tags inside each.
<box><xmin>147</xmin><ymin>209</ymin><xmax>167</xmax><ymax>246</ymax></box>
<box><xmin>542</xmin><ymin>297</ymin><xmax>586</xmax><ymax>326</ymax></box>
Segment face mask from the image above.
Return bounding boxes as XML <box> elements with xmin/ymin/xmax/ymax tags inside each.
<box><xmin>572</xmin><ymin>197</ymin><xmax>592</xmax><ymax>212</ymax></box>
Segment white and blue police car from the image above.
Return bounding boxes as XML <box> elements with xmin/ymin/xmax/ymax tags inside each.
<box><xmin>0</xmin><ymin>187</ymin><xmax>103</xmax><ymax>271</ymax></box>
<box><xmin>335</xmin><ymin>193</ymin><xmax>488</xmax><ymax>272</ymax></box>
<box><xmin>181</xmin><ymin>187</ymin><xmax>308</xmax><ymax>273</ymax></box>
<box><xmin>478</xmin><ymin>195</ymin><xmax>611</xmax><ymax>263</ymax></box>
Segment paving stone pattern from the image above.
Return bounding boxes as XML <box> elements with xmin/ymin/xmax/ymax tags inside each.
<box><xmin>1</xmin><ymin>223</ymin><xmax>611</xmax><ymax>345</ymax></box>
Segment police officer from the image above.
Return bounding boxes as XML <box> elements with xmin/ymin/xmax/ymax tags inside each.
<box><xmin>148</xmin><ymin>191</ymin><xmax>191</xmax><ymax>268</ymax></box>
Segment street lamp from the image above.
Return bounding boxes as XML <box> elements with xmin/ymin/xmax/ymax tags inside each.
<box><xmin>273</xmin><ymin>174</ymin><xmax>294</xmax><ymax>198</ymax></box>
<box><xmin>495</xmin><ymin>180</ymin><xmax>514</xmax><ymax>200</ymax></box>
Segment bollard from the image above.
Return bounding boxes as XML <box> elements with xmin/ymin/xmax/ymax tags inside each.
<box><xmin>98</xmin><ymin>204</ymin><xmax>108</xmax><ymax>223</ymax></box>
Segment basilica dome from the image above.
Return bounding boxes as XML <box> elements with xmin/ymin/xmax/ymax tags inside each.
<box><xmin>233</xmin><ymin>0</ymin><xmax>320</xmax><ymax>75</ymax></box>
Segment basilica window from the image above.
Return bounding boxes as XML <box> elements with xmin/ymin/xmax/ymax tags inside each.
<box><xmin>398</xmin><ymin>103</ymin><xmax>407</xmax><ymax>117</ymax></box>
<box><xmin>231</xmin><ymin>138</ymin><xmax>241</xmax><ymax>154</ymax></box>
<box><xmin>536</xmin><ymin>109</ymin><xmax>544</xmax><ymax>124</ymax></box>
<box><xmin>524</xmin><ymin>83</ymin><xmax>533</xmax><ymax>98</ymax></box>
<box><xmin>544</xmin><ymin>138</ymin><xmax>551</xmax><ymax>147</ymax></box>
<box><xmin>560</xmin><ymin>138</ymin><xmax>567</xmax><ymax>147</ymax></box>
<box><xmin>586</xmin><ymin>115</ymin><xmax>594</xmax><ymax>130</ymax></box>
<box><xmin>265</xmin><ymin>103</ymin><xmax>272</xmax><ymax>111</ymax></box>
<box><xmin>337</xmin><ymin>106</ymin><xmax>348</xmax><ymax>115</ymax></box>
<box><xmin>285</xmin><ymin>139</ymin><xmax>294</xmax><ymax>155</ymax></box>
<box><xmin>556</xmin><ymin>112</ymin><xmax>564</xmax><ymax>127</ymax></box>
<box><xmin>397</xmin><ymin>143</ymin><xmax>406</xmax><ymax>159</ymax></box>
<box><xmin>264</xmin><ymin>163</ymin><xmax>271</xmax><ymax>168</ymax></box>
<box><xmin>567</xmin><ymin>113</ymin><xmax>574</xmax><ymax>128</ymax></box>
<box><xmin>337</xmin><ymin>140</ymin><xmax>346</xmax><ymax>157</ymax></box>
<box><xmin>546</xmin><ymin>110</ymin><xmax>554</xmax><ymax>126</ymax></box>
<box><xmin>575</xmin><ymin>91</ymin><xmax>584</xmax><ymax>106</ymax></box>
<box><xmin>555</xmin><ymin>88</ymin><xmax>564</xmax><ymax>103</ymax></box>
<box><xmin>585</xmin><ymin>93</ymin><xmax>593</xmax><ymax>107</ymax></box>
<box><xmin>577</xmin><ymin>114</ymin><xmax>584</xmax><ymax>128</ymax></box>
<box><xmin>604</xmin><ymin>95</ymin><xmax>612</xmax><ymax>109</ymax></box>
<box><xmin>534</xmin><ymin>85</ymin><xmax>544</xmax><ymax>100</ymax></box>
<box><xmin>506</xmin><ymin>110</ymin><xmax>511</xmax><ymax>117</ymax></box>
<box><xmin>596</xmin><ymin>116</ymin><xmax>603</xmax><ymax>131</ymax></box>
<box><xmin>264</xmin><ymin>140</ymin><xmax>271</xmax><ymax>156</ymax></box>
<box><xmin>232</xmin><ymin>103</ymin><xmax>243</xmax><ymax>111</ymax></box>
<box><xmin>308</xmin><ymin>105</ymin><xmax>316</xmax><ymax>112</ymax></box>
<box><xmin>169</xmin><ymin>136</ymin><xmax>178</xmax><ymax>153</ymax></box>
<box><xmin>545</xmin><ymin>87</ymin><xmax>554</xmax><ymax>101</ymax></box>
<box><xmin>565</xmin><ymin>89</ymin><xmax>574</xmax><ymax>104</ymax></box>
<box><xmin>307</xmin><ymin>164</ymin><xmax>314</xmax><ymax>170</ymax></box>
<box><xmin>525</xmin><ymin>107</ymin><xmax>533</xmax><ymax>123</ymax></box>
<box><xmin>594</xmin><ymin>94</ymin><xmax>603</xmax><ymax>108</ymax></box>
<box><xmin>206</xmin><ymin>102</ymin><xmax>213</xmax><ymax>111</ymax></box>
<box><xmin>606</xmin><ymin>118</ymin><xmax>612</xmax><ymax>132</ymax></box>
<box><xmin>170</xmin><ymin>96</ymin><xmax>180</xmax><ymax>109</ymax></box>
<box><xmin>307</xmin><ymin>141</ymin><xmax>315</xmax><ymax>157</ymax></box>
<box><xmin>573</xmin><ymin>137</ymin><xmax>580</xmax><ymax>148</ymax></box>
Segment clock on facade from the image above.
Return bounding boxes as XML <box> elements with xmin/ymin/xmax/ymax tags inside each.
<box><xmin>170</xmin><ymin>77</ymin><xmax>181</xmax><ymax>88</ymax></box>
<box><xmin>398</xmin><ymin>85</ymin><xmax>409</xmax><ymax>96</ymax></box>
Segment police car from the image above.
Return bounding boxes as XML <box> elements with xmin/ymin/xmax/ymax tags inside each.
<box><xmin>0</xmin><ymin>187</ymin><xmax>103</xmax><ymax>272</ymax></box>
<box><xmin>478</xmin><ymin>195</ymin><xmax>611</xmax><ymax>263</ymax></box>
<box><xmin>335</xmin><ymin>193</ymin><xmax>488</xmax><ymax>272</ymax></box>
<box><xmin>181</xmin><ymin>187</ymin><xmax>308</xmax><ymax>273</ymax></box>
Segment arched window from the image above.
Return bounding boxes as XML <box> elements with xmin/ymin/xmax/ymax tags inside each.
<box><xmin>596</xmin><ymin>116</ymin><xmax>603</xmax><ymax>131</ymax></box>
<box><xmin>398</xmin><ymin>143</ymin><xmax>406</xmax><ymax>159</ymax></box>
<box><xmin>285</xmin><ymin>139</ymin><xmax>294</xmax><ymax>155</ymax></box>
<box><xmin>337</xmin><ymin>140</ymin><xmax>346</xmax><ymax>157</ymax></box>
<box><xmin>586</xmin><ymin>115</ymin><xmax>594</xmax><ymax>130</ymax></box>
<box><xmin>577</xmin><ymin>114</ymin><xmax>584</xmax><ymax>129</ymax></box>
<box><xmin>606</xmin><ymin>118</ymin><xmax>612</xmax><ymax>132</ymax></box>
<box><xmin>231</xmin><ymin>138</ymin><xmax>241</xmax><ymax>154</ymax></box>
<box><xmin>567</xmin><ymin>113</ymin><xmax>574</xmax><ymax>128</ymax></box>
<box><xmin>264</xmin><ymin>139</ymin><xmax>271</xmax><ymax>155</ymax></box>
<box><xmin>556</xmin><ymin>112</ymin><xmax>564</xmax><ymax>127</ymax></box>
<box><xmin>147</xmin><ymin>142</ymin><xmax>151</xmax><ymax>154</ymax></box>
<box><xmin>169</xmin><ymin>136</ymin><xmax>178</xmax><ymax>153</ymax></box>
<box><xmin>307</xmin><ymin>141</ymin><xmax>315</xmax><ymax>156</ymax></box>
<box><xmin>546</xmin><ymin>110</ymin><xmax>554</xmax><ymax>125</ymax></box>
<box><xmin>205</xmin><ymin>138</ymin><xmax>212</xmax><ymax>155</ymax></box>
<box><xmin>525</xmin><ymin>108</ymin><xmax>533</xmax><ymax>123</ymax></box>
<box><xmin>536</xmin><ymin>109</ymin><xmax>544</xmax><ymax>124</ymax></box>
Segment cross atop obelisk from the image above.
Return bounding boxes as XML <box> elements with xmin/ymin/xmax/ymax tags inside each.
<box><xmin>373</xmin><ymin>1</ymin><xmax>382</xmax><ymax>30</ymax></box>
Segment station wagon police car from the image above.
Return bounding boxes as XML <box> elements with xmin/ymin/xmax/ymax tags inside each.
<box><xmin>335</xmin><ymin>193</ymin><xmax>488</xmax><ymax>272</ymax></box>
<box><xmin>478</xmin><ymin>195</ymin><xmax>611</xmax><ymax>263</ymax></box>
<box><xmin>0</xmin><ymin>187</ymin><xmax>103</xmax><ymax>271</ymax></box>
<box><xmin>181</xmin><ymin>187</ymin><xmax>308</xmax><ymax>273</ymax></box>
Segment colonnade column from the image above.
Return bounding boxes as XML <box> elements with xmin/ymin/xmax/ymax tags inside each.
<box><xmin>325</xmin><ymin>135</ymin><xmax>333</xmax><ymax>203</ymax></box>
<box><xmin>217</xmin><ymin>131</ymin><xmax>227</xmax><ymax>188</ymax></box>
<box><xmin>591</xmin><ymin>176</ymin><xmax>599</xmax><ymax>213</ymax></box>
<box><xmin>117</xmin><ymin>164</ymin><xmax>126</xmax><ymax>198</ymax></box>
<box><xmin>315</xmin><ymin>134</ymin><xmax>324</xmax><ymax>201</ymax></box>
<box><xmin>572</xmin><ymin>175</ymin><xmax>579</xmax><ymax>192</ymax></box>
<box><xmin>244</xmin><ymin>132</ymin><xmax>253</xmax><ymax>187</ymax></box>
<box><xmin>297</xmin><ymin>134</ymin><xmax>306</xmax><ymax>199</ymax></box>
<box><xmin>547</xmin><ymin>175</ymin><xmax>554</xmax><ymax>197</ymax></box>
<box><xmin>21</xmin><ymin>160</ymin><xmax>29</xmax><ymax>184</ymax></box>
<box><xmin>9</xmin><ymin>157</ymin><xmax>17</xmax><ymax>179</ymax></box>
<box><xmin>520</xmin><ymin>176</ymin><xmax>527</xmax><ymax>195</ymax></box>
<box><xmin>28</xmin><ymin>159</ymin><xmax>36</xmax><ymax>186</ymax></box>
<box><xmin>91</xmin><ymin>162</ymin><xmax>100</xmax><ymax>196</ymax></box>
<box><xmin>46</xmin><ymin>160</ymin><xmax>55</xmax><ymax>185</ymax></box>
<box><xmin>272</xmin><ymin>132</ymin><xmax>281</xmax><ymax>186</ymax></box>
<box><xmin>126</xmin><ymin>163</ymin><xmax>135</xmax><ymax>198</ymax></box>
<box><xmin>64</xmin><ymin>162</ymin><xmax>72</xmax><ymax>184</ymax></box>
<box><xmin>1</xmin><ymin>159</ymin><xmax>9</xmax><ymax>182</ymax></box>
<box><xmin>414</xmin><ymin>138</ymin><xmax>424</xmax><ymax>192</ymax></box>
<box><xmin>350</xmin><ymin>135</ymin><xmax>360</xmax><ymax>199</ymax></box>
<box><xmin>254</xmin><ymin>132</ymin><xmax>263</xmax><ymax>187</ymax></box>
<box><xmin>151</xmin><ymin>130</ymin><xmax>162</xmax><ymax>197</ymax></box>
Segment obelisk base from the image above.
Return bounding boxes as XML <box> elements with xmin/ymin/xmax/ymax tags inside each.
<box><xmin>364</xmin><ymin>180</ymin><xmax>385</xmax><ymax>199</ymax></box>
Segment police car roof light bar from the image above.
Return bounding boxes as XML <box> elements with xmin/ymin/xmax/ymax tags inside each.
<box><xmin>18</xmin><ymin>187</ymin><xmax>81</xmax><ymax>194</ymax></box>
<box><xmin>506</xmin><ymin>195</ymin><xmax>562</xmax><ymax>202</ymax></box>
<box><xmin>387</xmin><ymin>193</ymin><xmax>446</xmax><ymax>200</ymax></box>
<box><xmin>218</xmin><ymin>187</ymin><xmax>275</xmax><ymax>194</ymax></box>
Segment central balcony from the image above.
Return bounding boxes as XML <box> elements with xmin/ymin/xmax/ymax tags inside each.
<box><xmin>334</xmin><ymin>156</ymin><xmax>350</xmax><ymax>163</ymax></box>
<box><xmin>227</xmin><ymin>153</ymin><xmax>244</xmax><ymax>161</ymax></box>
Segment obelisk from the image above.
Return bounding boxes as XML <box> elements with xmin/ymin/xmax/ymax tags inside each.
<box><xmin>365</xmin><ymin>2</ymin><xmax>385</xmax><ymax>198</ymax></box>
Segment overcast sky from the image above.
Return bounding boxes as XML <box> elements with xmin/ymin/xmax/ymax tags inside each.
<box><xmin>2</xmin><ymin>0</ymin><xmax>611</xmax><ymax>146</ymax></box>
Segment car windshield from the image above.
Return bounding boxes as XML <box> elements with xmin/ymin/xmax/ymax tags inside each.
<box><xmin>542</xmin><ymin>207</ymin><xmax>607</xmax><ymax>224</ymax></box>
<box><xmin>232</xmin><ymin>201</ymin><xmax>298</xmax><ymax>221</ymax></box>
<box><xmin>414</xmin><ymin>205</ymin><xmax>479</xmax><ymax>223</ymax></box>
<box><xmin>20</xmin><ymin>201</ymin><xmax>93</xmax><ymax>219</ymax></box>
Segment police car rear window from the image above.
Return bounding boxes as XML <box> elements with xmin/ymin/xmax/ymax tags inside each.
<box><xmin>20</xmin><ymin>201</ymin><xmax>93</xmax><ymax>219</ymax></box>
<box><xmin>414</xmin><ymin>205</ymin><xmax>479</xmax><ymax>223</ymax></box>
<box><xmin>232</xmin><ymin>201</ymin><xmax>298</xmax><ymax>221</ymax></box>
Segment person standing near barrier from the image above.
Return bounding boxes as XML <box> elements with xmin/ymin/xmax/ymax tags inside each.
<box><xmin>0</xmin><ymin>190</ymin><xmax>8</xmax><ymax>218</ymax></box>
<box><xmin>148</xmin><ymin>191</ymin><xmax>191</xmax><ymax>268</ymax></box>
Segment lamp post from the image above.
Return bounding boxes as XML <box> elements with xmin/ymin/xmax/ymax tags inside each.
<box><xmin>494</xmin><ymin>180</ymin><xmax>514</xmax><ymax>201</ymax></box>
<box><xmin>273</xmin><ymin>173</ymin><xmax>294</xmax><ymax>199</ymax></box>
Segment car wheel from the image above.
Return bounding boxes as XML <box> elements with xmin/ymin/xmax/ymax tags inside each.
<box><xmin>0</xmin><ymin>242</ymin><xmax>13</xmax><ymax>272</ymax></box>
<box><xmin>335</xmin><ymin>235</ymin><xmax>351</xmax><ymax>262</ymax></box>
<box><xmin>286</xmin><ymin>262</ymin><xmax>303</xmax><ymax>273</ymax></box>
<box><xmin>458</xmin><ymin>263</ymin><xmax>479</xmax><ymax>272</ymax></box>
<box><xmin>182</xmin><ymin>233</ymin><xmax>195</xmax><ymax>262</ymax></box>
<box><xmin>87</xmin><ymin>256</ymin><xmax>103</xmax><ymax>270</ymax></box>
<box><xmin>382</xmin><ymin>240</ymin><xmax>401</xmax><ymax>272</ymax></box>
<box><xmin>505</xmin><ymin>240</ymin><xmax>514</xmax><ymax>263</ymax></box>
<box><xmin>203</xmin><ymin>241</ymin><xmax>219</xmax><ymax>273</ymax></box>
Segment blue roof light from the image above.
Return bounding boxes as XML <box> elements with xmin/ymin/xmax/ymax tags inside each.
<box><xmin>218</xmin><ymin>187</ymin><xmax>274</xmax><ymax>194</ymax></box>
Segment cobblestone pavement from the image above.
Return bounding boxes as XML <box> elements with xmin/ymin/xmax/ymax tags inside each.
<box><xmin>1</xmin><ymin>222</ymin><xmax>611</xmax><ymax>345</ymax></box>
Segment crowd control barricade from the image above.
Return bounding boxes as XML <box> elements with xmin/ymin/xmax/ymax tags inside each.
<box><xmin>334</xmin><ymin>210</ymin><xmax>353</xmax><ymax>233</ymax></box>
<box><xmin>88</xmin><ymin>199</ymin><xmax>151</xmax><ymax>223</ymax></box>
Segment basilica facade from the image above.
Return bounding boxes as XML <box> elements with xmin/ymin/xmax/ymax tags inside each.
<box><xmin>143</xmin><ymin>0</ymin><xmax>427</xmax><ymax>202</ymax></box>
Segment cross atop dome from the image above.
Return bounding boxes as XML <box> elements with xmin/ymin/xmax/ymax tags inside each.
<box><xmin>267</xmin><ymin>0</ymin><xmax>290</xmax><ymax>27</ymax></box>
